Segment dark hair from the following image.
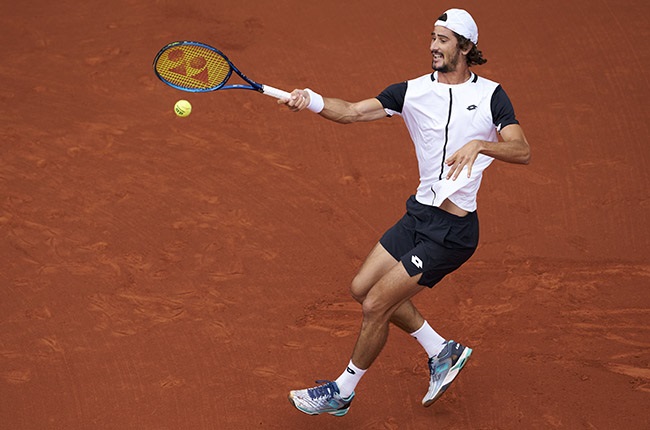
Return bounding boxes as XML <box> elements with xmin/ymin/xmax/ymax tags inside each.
<box><xmin>456</xmin><ymin>33</ymin><xmax>487</xmax><ymax>66</ymax></box>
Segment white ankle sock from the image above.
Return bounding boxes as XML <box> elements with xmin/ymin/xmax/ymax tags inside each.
<box><xmin>410</xmin><ymin>320</ymin><xmax>446</xmax><ymax>358</ymax></box>
<box><xmin>335</xmin><ymin>361</ymin><xmax>366</xmax><ymax>398</ymax></box>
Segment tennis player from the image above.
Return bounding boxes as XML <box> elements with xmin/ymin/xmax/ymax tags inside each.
<box><xmin>281</xmin><ymin>8</ymin><xmax>531</xmax><ymax>416</ymax></box>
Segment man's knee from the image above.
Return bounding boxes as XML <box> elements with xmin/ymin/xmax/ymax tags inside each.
<box><xmin>350</xmin><ymin>274</ymin><xmax>370</xmax><ymax>304</ymax></box>
<box><xmin>360</xmin><ymin>291</ymin><xmax>394</xmax><ymax>323</ymax></box>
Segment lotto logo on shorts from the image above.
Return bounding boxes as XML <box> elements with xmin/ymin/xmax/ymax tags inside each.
<box><xmin>411</xmin><ymin>255</ymin><xmax>423</xmax><ymax>269</ymax></box>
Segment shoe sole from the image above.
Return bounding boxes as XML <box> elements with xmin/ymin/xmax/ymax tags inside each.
<box><xmin>288</xmin><ymin>394</ymin><xmax>352</xmax><ymax>417</ymax></box>
<box><xmin>422</xmin><ymin>346</ymin><xmax>472</xmax><ymax>407</ymax></box>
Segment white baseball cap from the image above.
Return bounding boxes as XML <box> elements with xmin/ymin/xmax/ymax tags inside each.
<box><xmin>434</xmin><ymin>8</ymin><xmax>479</xmax><ymax>44</ymax></box>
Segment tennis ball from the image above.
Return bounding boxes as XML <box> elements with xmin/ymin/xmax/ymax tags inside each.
<box><xmin>174</xmin><ymin>100</ymin><xmax>192</xmax><ymax>117</ymax></box>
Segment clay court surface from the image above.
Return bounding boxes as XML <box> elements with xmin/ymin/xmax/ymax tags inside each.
<box><xmin>1</xmin><ymin>0</ymin><xmax>649</xmax><ymax>428</ymax></box>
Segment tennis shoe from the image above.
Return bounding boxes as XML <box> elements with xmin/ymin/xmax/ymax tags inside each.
<box><xmin>422</xmin><ymin>340</ymin><xmax>472</xmax><ymax>406</ymax></box>
<box><xmin>288</xmin><ymin>380</ymin><xmax>354</xmax><ymax>416</ymax></box>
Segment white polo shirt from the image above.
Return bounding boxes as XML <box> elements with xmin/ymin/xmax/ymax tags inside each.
<box><xmin>376</xmin><ymin>71</ymin><xmax>519</xmax><ymax>212</ymax></box>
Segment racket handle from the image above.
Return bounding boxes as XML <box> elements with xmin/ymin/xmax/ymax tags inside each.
<box><xmin>261</xmin><ymin>85</ymin><xmax>291</xmax><ymax>99</ymax></box>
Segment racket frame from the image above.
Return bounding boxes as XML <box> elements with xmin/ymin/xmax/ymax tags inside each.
<box><xmin>153</xmin><ymin>41</ymin><xmax>290</xmax><ymax>99</ymax></box>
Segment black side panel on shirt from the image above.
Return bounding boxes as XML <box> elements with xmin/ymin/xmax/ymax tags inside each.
<box><xmin>376</xmin><ymin>81</ymin><xmax>408</xmax><ymax>113</ymax></box>
<box><xmin>491</xmin><ymin>85</ymin><xmax>519</xmax><ymax>130</ymax></box>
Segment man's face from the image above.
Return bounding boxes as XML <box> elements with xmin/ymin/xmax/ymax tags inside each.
<box><xmin>430</xmin><ymin>26</ymin><xmax>462</xmax><ymax>73</ymax></box>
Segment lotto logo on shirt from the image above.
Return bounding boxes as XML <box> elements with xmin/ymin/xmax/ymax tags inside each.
<box><xmin>411</xmin><ymin>255</ymin><xmax>423</xmax><ymax>269</ymax></box>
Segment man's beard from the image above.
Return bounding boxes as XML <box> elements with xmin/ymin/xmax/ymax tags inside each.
<box><xmin>432</xmin><ymin>49</ymin><xmax>461</xmax><ymax>73</ymax></box>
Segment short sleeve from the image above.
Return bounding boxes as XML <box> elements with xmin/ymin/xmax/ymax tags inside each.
<box><xmin>376</xmin><ymin>82</ymin><xmax>407</xmax><ymax>114</ymax></box>
<box><xmin>491</xmin><ymin>85</ymin><xmax>519</xmax><ymax>132</ymax></box>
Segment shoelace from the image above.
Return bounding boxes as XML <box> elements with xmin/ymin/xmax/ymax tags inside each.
<box><xmin>307</xmin><ymin>380</ymin><xmax>338</xmax><ymax>400</ymax></box>
<box><xmin>429</xmin><ymin>343</ymin><xmax>457</xmax><ymax>370</ymax></box>
<box><xmin>429</xmin><ymin>352</ymin><xmax>451</xmax><ymax>380</ymax></box>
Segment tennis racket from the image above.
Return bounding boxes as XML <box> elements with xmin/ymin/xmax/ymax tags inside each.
<box><xmin>153</xmin><ymin>41</ymin><xmax>291</xmax><ymax>99</ymax></box>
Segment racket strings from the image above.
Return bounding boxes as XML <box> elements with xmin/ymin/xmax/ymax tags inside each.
<box><xmin>155</xmin><ymin>45</ymin><xmax>230</xmax><ymax>90</ymax></box>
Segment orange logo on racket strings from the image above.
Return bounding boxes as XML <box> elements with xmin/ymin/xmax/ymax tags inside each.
<box><xmin>157</xmin><ymin>47</ymin><xmax>229</xmax><ymax>89</ymax></box>
<box><xmin>165</xmin><ymin>49</ymin><xmax>209</xmax><ymax>84</ymax></box>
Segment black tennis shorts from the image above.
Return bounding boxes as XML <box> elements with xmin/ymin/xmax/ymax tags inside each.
<box><xmin>379</xmin><ymin>195</ymin><xmax>479</xmax><ymax>287</ymax></box>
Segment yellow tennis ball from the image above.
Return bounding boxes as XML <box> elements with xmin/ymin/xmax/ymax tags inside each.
<box><xmin>174</xmin><ymin>100</ymin><xmax>192</xmax><ymax>117</ymax></box>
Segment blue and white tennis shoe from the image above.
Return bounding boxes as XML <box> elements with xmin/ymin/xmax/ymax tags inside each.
<box><xmin>289</xmin><ymin>380</ymin><xmax>354</xmax><ymax>416</ymax></box>
<box><xmin>422</xmin><ymin>340</ymin><xmax>472</xmax><ymax>406</ymax></box>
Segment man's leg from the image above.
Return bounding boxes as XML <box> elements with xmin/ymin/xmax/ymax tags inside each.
<box><xmin>351</xmin><ymin>242</ymin><xmax>425</xmax><ymax>333</ymax></box>
<box><xmin>350</xmin><ymin>261</ymin><xmax>426</xmax><ymax>369</ymax></box>
<box><xmin>349</xmin><ymin>244</ymin><xmax>473</xmax><ymax>409</ymax></box>
<box><xmin>288</xmin><ymin>244</ymin><xmax>425</xmax><ymax>416</ymax></box>
<box><xmin>351</xmin><ymin>242</ymin><xmax>448</xmax><ymax>355</ymax></box>
<box><xmin>347</xmin><ymin>243</ymin><xmax>463</xmax><ymax>405</ymax></box>
<box><xmin>288</xmin><ymin>243</ymin><xmax>459</xmax><ymax>415</ymax></box>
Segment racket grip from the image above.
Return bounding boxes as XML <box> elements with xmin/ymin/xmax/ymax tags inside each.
<box><xmin>261</xmin><ymin>85</ymin><xmax>291</xmax><ymax>99</ymax></box>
